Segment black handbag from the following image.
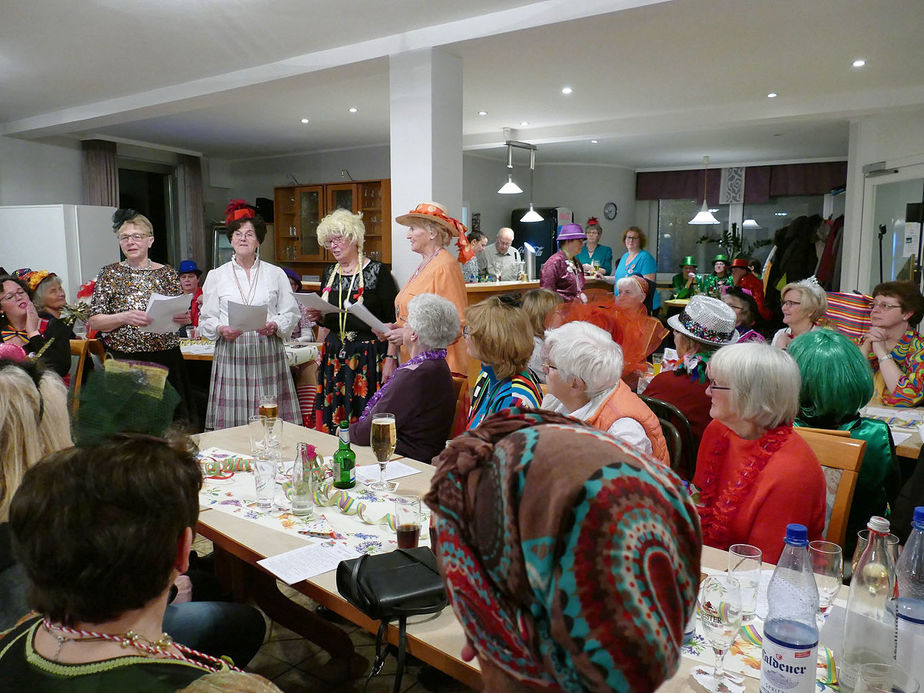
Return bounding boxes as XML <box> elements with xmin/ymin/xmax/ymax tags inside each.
<box><xmin>336</xmin><ymin>547</ymin><xmax>447</xmax><ymax>692</ymax></box>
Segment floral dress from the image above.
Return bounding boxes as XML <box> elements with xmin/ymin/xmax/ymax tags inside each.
<box><xmin>316</xmin><ymin>260</ymin><xmax>397</xmax><ymax>433</ymax></box>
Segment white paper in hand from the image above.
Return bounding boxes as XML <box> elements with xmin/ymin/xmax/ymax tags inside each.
<box><xmin>346</xmin><ymin>301</ymin><xmax>389</xmax><ymax>333</ymax></box>
<box><xmin>293</xmin><ymin>292</ymin><xmax>341</xmax><ymax>315</ymax></box>
<box><xmin>228</xmin><ymin>301</ymin><xmax>268</xmax><ymax>332</ymax></box>
<box><xmin>141</xmin><ymin>293</ymin><xmax>190</xmax><ymax>334</ymax></box>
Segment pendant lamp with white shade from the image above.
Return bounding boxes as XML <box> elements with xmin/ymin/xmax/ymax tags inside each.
<box><xmin>689</xmin><ymin>156</ymin><xmax>720</xmax><ymax>225</ymax></box>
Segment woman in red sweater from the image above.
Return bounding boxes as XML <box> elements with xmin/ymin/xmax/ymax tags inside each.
<box><xmin>693</xmin><ymin>342</ymin><xmax>826</xmax><ymax>562</ymax></box>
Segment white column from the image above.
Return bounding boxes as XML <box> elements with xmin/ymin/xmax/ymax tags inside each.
<box><xmin>389</xmin><ymin>49</ymin><xmax>463</xmax><ymax>286</ymax></box>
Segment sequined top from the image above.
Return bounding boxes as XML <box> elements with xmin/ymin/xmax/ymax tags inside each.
<box><xmin>89</xmin><ymin>263</ymin><xmax>182</xmax><ymax>352</ymax></box>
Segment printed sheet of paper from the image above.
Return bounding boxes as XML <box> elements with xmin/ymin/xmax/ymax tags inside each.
<box><xmin>346</xmin><ymin>301</ymin><xmax>389</xmax><ymax>333</ymax></box>
<box><xmin>293</xmin><ymin>292</ymin><xmax>341</xmax><ymax>315</ymax></box>
<box><xmin>257</xmin><ymin>541</ymin><xmax>360</xmax><ymax>584</ymax></box>
<box><xmin>228</xmin><ymin>301</ymin><xmax>268</xmax><ymax>332</ymax></box>
<box><xmin>355</xmin><ymin>461</ymin><xmax>421</xmax><ymax>484</ymax></box>
<box><xmin>140</xmin><ymin>293</ymin><xmax>190</xmax><ymax>334</ymax></box>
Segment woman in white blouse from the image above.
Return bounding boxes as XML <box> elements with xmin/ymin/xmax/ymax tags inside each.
<box><xmin>199</xmin><ymin>202</ymin><xmax>300</xmax><ymax>429</ymax></box>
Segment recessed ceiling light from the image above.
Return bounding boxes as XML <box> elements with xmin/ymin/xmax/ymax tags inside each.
<box><xmin>348</xmin><ymin>107</ymin><xmax>358</xmax><ymax>113</ymax></box>
<box><xmin>561</xmin><ymin>86</ymin><xmax>573</xmax><ymax>95</ymax></box>
<box><xmin>591</xmin><ymin>139</ymin><xmax>599</xmax><ymax>144</ymax></box>
<box><xmin>774</xmin><ymin>212</ymin><xmax>788</xmax><ymax>216</ymax></box>
<box><xmin>767</xmin><ymin>92</ymin><xmax>778</xmax><ymax>98</ymax></box>
<box><xmin>852</xmin><ymin>59</ymin><xmax>866</xmax><ymax>68</ymax></box>
<box><xmin>520</xmin><ymin>121</ymin><xmax>529</xmax><ymax>127</ymax></box>
<box><xmin>300</xmin><ymin>117</ymin><xmax>310</xmax><ymax>124</ymax></box>
<box><xmin>477</xmin><ymin>110</ymin><xmax>488</xmax><ymax>116</ymax></box>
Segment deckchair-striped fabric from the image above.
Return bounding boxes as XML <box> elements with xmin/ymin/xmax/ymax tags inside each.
<box><xmin>824</xmin><ymin>291</ymin><xmax>872</xmax><ymax>339</ymax></box>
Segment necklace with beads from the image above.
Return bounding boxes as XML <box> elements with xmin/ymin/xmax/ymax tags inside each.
<box><xmin>121</xmin><ymin>258</ymin><xmax>153</xmax><ymax>270</ymax></box>
<box><xmin>231</xmin><ymin>255</ymin><xmax>261</xmax><ymax>305</ymax></box>
<box><xmin>41</xmin><ymin>618</ymin><xmax>240</xmax><ymax>673</ymax></box>
<box><xmin>321</xmin><ymin>256</ymin><xmax>366</xmax><ymax>359</ymax></box>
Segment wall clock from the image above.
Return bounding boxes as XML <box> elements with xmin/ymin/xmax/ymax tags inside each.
<box><xmin>603</xmin><ymin>201</ymin><xmax>618</xmax><ymax>220</ymax></box>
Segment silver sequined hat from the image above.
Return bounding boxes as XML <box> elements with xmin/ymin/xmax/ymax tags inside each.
<box><xmin>667</xmin><ymin>295</ymin><xmax>739</xmax><ymax>346</ymax></box>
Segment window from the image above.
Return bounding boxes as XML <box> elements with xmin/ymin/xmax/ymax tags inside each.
<box><xmin>742</xmin><ymin>195</ymin><xmax>825</xmax><ymax>266</ymax></box>
<box><xmin>656</xmin><ymin>200</ymin><xmax>729</xmax><ymax>273</ymax></box>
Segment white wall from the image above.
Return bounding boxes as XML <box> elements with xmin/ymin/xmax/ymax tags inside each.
<box><xmin>842</xmin><ymin>107</ymin><xmax>924</xmax><ymax>293</ymax></box>
<box><xmin>0</xmin><ymin>136</ymin><xmax>82</xmax><ymax>206</ymax></box>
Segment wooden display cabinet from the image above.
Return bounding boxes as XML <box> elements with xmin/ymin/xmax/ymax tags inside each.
<box><xmin>274</xmin><ymin>179</ymin><xmax>391</xmax><ymax>278</ymax></box>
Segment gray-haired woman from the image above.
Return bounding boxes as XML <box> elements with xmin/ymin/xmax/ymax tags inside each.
<box><xmin>350</xmin><ymin>293</ymin><xmax>459</xmax><ymax>462</ymax></box>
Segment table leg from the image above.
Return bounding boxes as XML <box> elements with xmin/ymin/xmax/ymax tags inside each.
<box><xmin>244</xmin><ymin>564</ymin><xmax>355</xmax><ymax>659</ymax></box>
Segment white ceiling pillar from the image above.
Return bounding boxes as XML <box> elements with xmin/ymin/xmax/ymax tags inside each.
<box><xmin>388</xmin><ymin>48</ymin><xmax>463</xmax><ymax>286</ymax></box>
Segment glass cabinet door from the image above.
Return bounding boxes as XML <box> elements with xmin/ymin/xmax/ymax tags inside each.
<box><xmin>297</xmin><ymin>186</ymin><xmax>323</xmax><ymax>259</ymax></box>
<box><xmin>327</xmin><ymin>184</ymin><xmax>356</xmax><ymax>214</ymax></box>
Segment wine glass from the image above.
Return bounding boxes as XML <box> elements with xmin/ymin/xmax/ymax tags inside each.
<box><xmin>698</xmin><ymin>575</ymin><xmax>742</xmax><ymax>692</ymax></box>
<box><xmin>809</xmin><ymin>540</ymin><xmax>843</xmax><ymax>632</ymax></box>
<box><xmin>369</xmin><ymin>413</ymin><xmax>397</xmax><ymax>492</ymax></box>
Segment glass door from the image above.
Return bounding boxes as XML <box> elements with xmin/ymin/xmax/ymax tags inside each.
<box><xmin>326</xmin><ymin>184</ymin><xmax>356</xmax><ymax>214</ymax></box>
<box><xmin>297</xmin><ymin>185</ymin><xmax>325</xmax><ymax>261</ymax></box>
<box><xmin>870</xmin><ymin>177</ymin><xmax>924</xmax><ymax>287</ymax></box>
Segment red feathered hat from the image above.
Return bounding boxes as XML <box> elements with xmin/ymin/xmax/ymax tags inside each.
<box><xmin>224</xmin><ymin>199</ymin><xmax>256</xmax><ymax>226</ymax></box>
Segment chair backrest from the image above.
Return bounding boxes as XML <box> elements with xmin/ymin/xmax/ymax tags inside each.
<box><xmin>793</xmin><ymin>427</ymin><xmax>866</xmax><ymax>549</ymax></box>
<box><xmin>449</xmin><ymin>372</ymin><xmax>470</xmax><ymax>439</ymax></box>
<box><xmin>639</xmin><ymin>394</ymin><xmax>697</xmax><ymax>480</ymax></box>
<box><xmin>657</xmin><ymin>417</ymin><xmax>683</xmax><ymax>475</ymax></box>
<box><xmin>68</xmin><ymin>339</ymin><xmax>90</xmax><ymax>414</ymax></box>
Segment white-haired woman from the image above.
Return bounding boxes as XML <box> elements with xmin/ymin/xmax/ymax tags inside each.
<box><xmin>303</xmin><ymin>208</ymin><xmax>397</xmax><ymax>433</ymax></box>
<box><xmin>387</xmin><ymin>202</ymin><xmax>468</xmax><ymax>377</ymax></box>
<box><xmin>615</xmin><ymin>274</ymin><xmax>653</xmax><ymax>315</ymax></box>
<box><xmin>540</xmin><ymin>321</ymin><xmax>669</xmax><ymax>464</ymax></box>
<box><xmin>350</xmin><ymin>294</ymin><xmax>458</xmax><ymax>462</ymax></box>
<box><xmin>771</xmin><ymin>276</ymin><xmax>828</xmax><ymax>350</ymax></box>
<box><xmin>694</xmin><ymin>342</ymin><xmax>826</xmax><ymax>562</ymax></box>
<box><xmin>0</xmin><ymin>354</ymin><xmax>72</xmax><ymax>629</ymax></box>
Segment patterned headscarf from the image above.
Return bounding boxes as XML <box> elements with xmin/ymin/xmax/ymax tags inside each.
<box><xmin>425</xmin><ymin>408</ymin><xmax>701</xmax><ymax>692</ymax></box>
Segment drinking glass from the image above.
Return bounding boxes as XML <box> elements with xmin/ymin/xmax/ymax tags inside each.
<box><xmin>369</xmin><ymin>413</ymin><xmax>397</xmax><ymax>492</ymax></box>
<box><xmin>855</xmin><ymin>662</ymin><xmax>919</xmax><ymax>693</ymax></box>
<box><xmin>394</xmin><ymin>495</ymin><xmax>422</xmax><ymax>549</ymax></box>
<box><xmin>248</xmin><ymin>414</ymin><xmax>267</xmax><ymax>457</ymax></box>
<box><xmin>809</xmin><ymin>540</ymin><xmax>843</xmax><ymax>631</ymax></box>
<box><xmin>252</xmin><ymin>457</ymin><xmax>276</xmax><ymax>510</ymax></box>
<box><xmin>698</xmin><ymin>575</ymin><xmax>742</xmax><ymax>692</ymax></box>
<box><xmin>259</xmin><ymin>390</ymin><xmax>279</xmax><ymax>419</ymax></box>
<box><xmin>728</xmin><ymin>543</ymin><xmax>761</xmax><ymax>623</ymax></box>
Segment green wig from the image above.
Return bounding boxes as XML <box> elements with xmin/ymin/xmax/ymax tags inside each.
<box><xmin>788</xmin><ymin>329</ymin><xmax>873</xmax><ymax>425</ymax></box>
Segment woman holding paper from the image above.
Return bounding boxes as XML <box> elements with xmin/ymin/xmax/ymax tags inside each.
<box><xmin>88</xmin><ymin>209</ymin><xmax>193</xmax><ymax>422</ymax></box>
<box><xmin>199</xmin><ymin>201</ymin><xmax>301</xmax><ymax>430</ymax></box>
<box><xmin>305</xmin><ymin>209</ymin><xmax>397</xmax><ymax>434</ymax></box>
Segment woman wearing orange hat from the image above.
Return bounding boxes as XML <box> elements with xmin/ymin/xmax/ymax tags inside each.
<box><xmin>386</xmin><ymin>202</ymin><xmax>469</xmax><ymax>379</ymax></box>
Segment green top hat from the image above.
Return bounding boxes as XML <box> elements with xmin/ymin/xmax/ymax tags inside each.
<box><xmin>679</xmin><ymin>256</ymin><xmax>697</xmax><ymax>267</ymax></box>
<box><xmin>713</xmin><ymin>254</ymin><xmax>729</xmax><ymax>263</ymax></box>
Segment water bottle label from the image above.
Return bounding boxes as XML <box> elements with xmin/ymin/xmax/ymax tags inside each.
<box><xmin>760</xmin><ymin>636</ymin><xmax>817</xmax><ymax>693</ymax></box>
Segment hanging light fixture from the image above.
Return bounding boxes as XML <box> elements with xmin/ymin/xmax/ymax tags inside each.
<box><xmin>497</xmin><ymin>141</ymin><xmax>523</xmax><ymax>194</ymax></box>
<box><xmin>689</xmin><ymin>156</ymin><xmax>720</xmax><ymax>225</ymax></box>
<box><xmin>742</xmin><ymin>218</ymin><xmax>760</xmax><ymax>229</ymax></box>
<box><xmin>520</xmin><ymin>148</ymin><xmax>543</xmax><ymax>222</ymax></box>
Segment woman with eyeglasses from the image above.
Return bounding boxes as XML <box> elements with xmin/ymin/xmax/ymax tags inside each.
<box><xmin>88</xmin><ymin>209</ymin><xmax>194</xmax><ymax>421</ymax></box>
<box><xmin>694</xmin><ymin>342</ymin><xmax>826</xmax><ymax>562</ymax></box>
<box><xmin>302</xmin><ymin>209</ymin><xmax>397</xmax><ymax>433</ymax></box>
<box><xmin>0</xmin><ymin>275</ymin><xmax>71</xmax><ymax>378</ymax></box>
<box><xmin>198</xmin><ymin>202</ymin><xmax>301</xmax><ymax>430</ymax></box>
<box><xmin>857</xmin><ymin>280</ymin><xmax>924</xmax><ymax>407</ymax></box>
<box><xmin>770</xmin><ymin>276</ymin><xmax>828</xmax><ymax>350</ymax></box>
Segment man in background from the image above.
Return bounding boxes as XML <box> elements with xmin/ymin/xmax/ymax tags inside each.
<box><xmin>478</xmin><ymin>227</ymin><xmax>521</xmax><ymax>281</ymax></box>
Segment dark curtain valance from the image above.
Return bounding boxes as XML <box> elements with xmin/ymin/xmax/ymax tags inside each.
<box><xmin>636</xmin><ymin>161</ymin><xmax>847</xmax><ymax>203</ymax></box>
<box><xmin>81</xmin><ymin>139</ymin><xmax>119</xmax><ymax>206</ymax></box>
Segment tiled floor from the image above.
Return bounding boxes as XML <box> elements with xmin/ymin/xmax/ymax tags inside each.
<box><xmin>191</xmin><ymin>536</ymin><xmax>477</xmax><ymax>693</ymax></box>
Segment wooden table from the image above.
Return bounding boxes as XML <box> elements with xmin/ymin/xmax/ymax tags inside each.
<box><xmin>194</xmin><ymin>423</ymin><xmax>764</xmax><ymax>691</ymax></box>
<box><xmin>664</xmin><ymin>298</ymin><xmax>691</xmax><ymax>309</ymax></box>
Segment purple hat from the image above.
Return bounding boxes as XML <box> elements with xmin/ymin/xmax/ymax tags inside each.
<box><xmin>556</xmin><ymin>223</ymin><xmax>587</xmax><ymax>241</ymax></box>
<box><xmin>282</xmin><ymin>267</ymin><xmax>302</xmax><ymax>290</ymax></box>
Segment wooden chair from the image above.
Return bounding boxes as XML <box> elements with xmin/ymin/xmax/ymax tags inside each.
<box><xmin>449</xmin><ymin>372</ymin><xmax>470</xmax><ymax>438</ymax></box>
<box><xmin>640</xmin><ymin>394</ymin><xmax>697</xmax><ymax>480</ymax></box>
<box><xmin>793</xmin><ymin>427</ymin><xmax>866</xmax><ymax>549</ymax></box>
<box><xmin>68</xmin><ymin>339</ymin><xmax>90</xmax><ymax>414</ymax></box>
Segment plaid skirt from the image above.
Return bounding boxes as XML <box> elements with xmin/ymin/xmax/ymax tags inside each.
<box><xmin>205</xmin><ymin>332</ymin><xmax>300</xmax><ymax>430</ymax></box>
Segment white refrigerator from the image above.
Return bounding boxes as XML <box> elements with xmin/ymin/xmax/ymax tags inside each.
<box><xmin>0</xmin><ymin>204</ymin><xmax>118</xmax><ymax>300</ymax></box>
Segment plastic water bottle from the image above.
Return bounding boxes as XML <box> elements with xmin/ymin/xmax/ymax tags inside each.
<box><xmin>760</xmin><ymin>524</ymin><xmax>819</xmax><ymax>693</ymax></box>
<box><xmin>840</xmin><ymin>516</ymin><xmax>897</xmax><ymax>691</ymax></box>
<box><xmin>894</xmin><ymin>506</ymin><xmax>924</xmax><ymax>686</ymax></box>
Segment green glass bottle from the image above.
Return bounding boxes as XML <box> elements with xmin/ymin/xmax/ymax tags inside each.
<box><xmin>332</xmin><ymin>421</ymin><xmax>356</xmax><ymax>489</ymax></box>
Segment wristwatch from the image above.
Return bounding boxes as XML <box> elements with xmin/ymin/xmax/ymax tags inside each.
<box><xmin>385</xmin><ymin>354</ymin><xmax>398</xmax><ymax>361</ymax></box>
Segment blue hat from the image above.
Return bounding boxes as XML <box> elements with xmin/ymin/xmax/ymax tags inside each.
<box><xmin>177</xmin><ymin>260</ymin><xmax>202</xmax><ymax>276</ymax></box>
<box><xmin>557</xmin><ymin>223</ymin><xmax>587</xmax><ymax>241</ymax></box>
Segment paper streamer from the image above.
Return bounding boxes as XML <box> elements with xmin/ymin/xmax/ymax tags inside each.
<box><xmin>200</xmin><ymin>452</ymin><xmax>253</xmax><ymax>475</ymax></box>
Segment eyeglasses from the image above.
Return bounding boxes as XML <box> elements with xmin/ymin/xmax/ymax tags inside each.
<box><xmin>871</xmin><ymin>301</ymin><xmax>902</xmax><ymax>311</ymax></box>
<box><xmin>1</xmin><ymin>288</ymin><xmax>27</xmax><ymax>302</ymax></box>
<box><xmin>541</xmin><ymin>361</ymin><xmax>558</xmax><ymax>373</ymax></box>
<box><xmin>231</xmin><ymin>231</ymin><xmax>257</xmax><ymax>240</ymax></box>
<box><xmin>326</xmin><ymin>236</ymin><xmax>349</xmax><ymax>247</ymax></box>
<box><xmin>781</xmin><ymin>300</ymin><xmax>802</xmax><ymax>308</ymax></box>
<box><xmin>117</xmin><ymin>233</ymin><xmax>151</xmax><ymax>243</ymax></box>
<box><xmin>706</xmin><ymin>379</ymin><xmax>731</xmax><ymax>391</ymax></box>
<box><xmin>625</xmin><ymin>235</ymin><xmax>640</xmax><ymax>241</ymax></box>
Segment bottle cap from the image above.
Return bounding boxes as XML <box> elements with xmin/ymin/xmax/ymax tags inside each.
<box><xmin>339</xmin><ymin>420</ymin><xmax>349</xmax><ymax>429</ymax></box>
<box><xmin>913</xmin><ymin>506</ymin><xmax>924</xmax><ymax>526</ymax></box>
<box><xmin>785</xmin><ymin>523</ymin><xmax>808</xmax><ymax>546</ymax></box>
<box><xmin>867</xmin><ymin>516</ymin><xmax>890</xmax><ymax>534</ymax></box>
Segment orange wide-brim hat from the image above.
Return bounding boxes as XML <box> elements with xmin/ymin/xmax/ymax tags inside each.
<box><xmin>395</xmin><ymin>201</ymin><xmax>467</xmax><ymax>238</ymax></box>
